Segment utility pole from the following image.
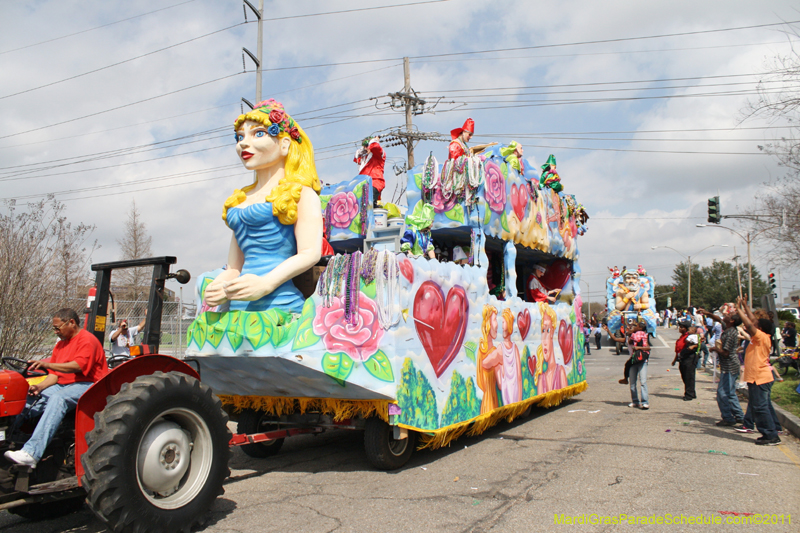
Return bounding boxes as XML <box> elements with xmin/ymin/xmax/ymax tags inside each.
<box><xmin>242</xmin><ymin>0</ymin><xmax>264</xmax><ymax>104</ymax></box>
<box><xmin>386</xmin><ymin>57</ymin><xmax>437</xmax><ymax>169</ymax></box>
<box><xmin>732</xmin><ymin>247</ymin><xmax>742</xmax><ymax>299</ymax></box>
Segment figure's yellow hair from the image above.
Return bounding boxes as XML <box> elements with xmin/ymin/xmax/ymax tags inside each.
<box><xmin>501</xmin><ymin>308</ymin><xmax>514</xmax><ymax>337</ymax></box>
<box><xmin>223</xmin><ymin>110</ymin><xmax>320</xmax><ymax>226</ymax></box>
<box><xmin>538</xmin><ymin>301</ymin><xmax>557</xmax><ymax>328</ymax></box>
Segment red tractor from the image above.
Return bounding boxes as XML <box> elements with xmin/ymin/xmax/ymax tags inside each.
<box><xmin>0</xmin><ymin>257</ymin><xmax>231</xmax><ymax>532</ymax></box>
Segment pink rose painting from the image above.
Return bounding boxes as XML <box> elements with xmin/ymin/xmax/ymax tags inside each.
<box><xmin>313</xmin><ymin>294</ymin><xmax>384</xmax><ymax>361</ymax></box>
<box><xmin>328</xmin><ymin>191</ymin><xmax>359</xmax><ymax>228</ymax></box>
<box><xmin>431</xmin><ymin>186</ymin><xmax>457</xmax><ymax>214</ymax></box>
<box><xmin>484</xmin><ymin>161</ymin><xmax>507</xmax><ymax>213</ymax></box>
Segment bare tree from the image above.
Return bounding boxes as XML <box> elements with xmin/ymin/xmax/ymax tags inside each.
<box><xmin>0</xmin><ymin>198</ymin><xmax>96</xmax><ymax>359</ymax></box>
<box><xmin>742</xmin><ymin>36</ymin><xmax>800</xmax><ymax>267</ymax></box>
<box><xmin>115</xmin><ymin>200</ymin><xmax>153</xmax><ymax>300</ymax></box>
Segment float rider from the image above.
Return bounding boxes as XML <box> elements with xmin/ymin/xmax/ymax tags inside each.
<box><xmin>448</xmin><ymin>118</ymin><xmax>474</xmax><ymax>160</ymax></box>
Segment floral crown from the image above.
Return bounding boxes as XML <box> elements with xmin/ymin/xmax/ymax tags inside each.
<box><xmin>236</xmin><ymin>99</ymin><xmax>302</xmax><ymax>144</ymax></box>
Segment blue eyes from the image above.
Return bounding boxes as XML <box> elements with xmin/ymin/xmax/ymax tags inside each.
<box><xmin>235</xmin><ymin>131</ymin><xmax>267</xmax><ymax>142</ymax></box>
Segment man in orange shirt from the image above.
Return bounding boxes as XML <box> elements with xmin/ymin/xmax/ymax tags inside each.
<box><xmin>5</xmin><ymin>308</ymin><xmax>108</xmax><ymax>467</ymax></box>
<box><xmin>735</xmin><ymin>297</ymin><xmax>780</xmax><ymax>445</ymax></box>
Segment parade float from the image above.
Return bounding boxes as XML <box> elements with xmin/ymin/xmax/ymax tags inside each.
<box><xmin>605</xmin><ymin>265</ymin><xmax>657</xmax><ymax>354</ymax></box>
<box><xmin>184</xmin><ymin>103</ymin><xmax>590</xmax><ymax>467</ymax></box>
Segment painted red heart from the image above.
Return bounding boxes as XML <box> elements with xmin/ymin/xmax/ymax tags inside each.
<box><xmin>558</xmin><ymin>319</ymin><xmax>573</xmax><ymax>365</ymax></box>
<box><xmin>517</xmin><ymin>308</ymin><xmax>531</xmax><ymax>341</ymax></box>
<box><xmin>399</xmin><ymin>259</ymin><xmax>414</xmax><ymax>284</ymax></box>
<box><xmin>539</xmin><ymin>258</ymin><xmax>572</xmax><ymax>291</ymax></box>
<box><xmin>413</xmin><ymin>281</ymin><xmax>469</xmax><ymax>378</ymax></box>
<box><xmin>527</xmin><ymin>349</ymin><xmax>537</xmax><ymax>378</ymax></box>
<box><xmin>510</xmin><ymin>183</ymin><xmax>528</xmax><ymax>221</ymax></box>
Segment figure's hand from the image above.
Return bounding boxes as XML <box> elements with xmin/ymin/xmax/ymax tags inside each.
<box><xmin>29</xmin><ymin>383</ymin><xmax>42</xmax><ymax>396</ymax></box>
<box><xmin>223</xmin><ymin>274</ymin><xmax>275</xmax><ymax>302</ymax></box>
<box><xmin>203</xmin><ymin>280</ymin><xmax>229</xmax><ymax>307</ymax></box>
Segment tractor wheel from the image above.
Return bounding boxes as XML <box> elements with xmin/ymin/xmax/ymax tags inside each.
<box><xmin>363</xmin><ymin>418</ymin><xmax>415</xmax><ymax>471</ymax></box>
<box><xmin>236</xmin><ymin>409</ymin><xmax>284</xmax><ymax>458</ymax></box>
<box><xmin>81</xmin><ymin>371</ymin><xmax>231</xmax><ymax>533</ymax></box>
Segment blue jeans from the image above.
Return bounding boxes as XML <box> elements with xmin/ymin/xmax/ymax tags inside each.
<box><xmin>629</xmin><ymin>361</ymin><xmax>648</xmax><ymax>404</ymax></box>
<box><xmin>746</xmin><ymin>382</ymin><xmax>778</xmax><ymax>440</ymax></box>
<box><xmin>716</xmin><ymin>372</ymin><xmax>744</xmax><ymax>422</ymax></box>
<box><xmin>697</xmin><ymin>344</ymin><xmax>710</xmax><ymax>368</ymax></box>
<box><xmin>21</xmin><ymin>382</ymin><xmax>92</xmax><ymax>461</ymax></box>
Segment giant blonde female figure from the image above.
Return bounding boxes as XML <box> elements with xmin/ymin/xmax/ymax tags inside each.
<box><xmin>203</xmin><ymin>99</ymin><xmax>322</xmax><ymax>313</ymax></box>
<box><xmin>482</xmin><ymin>308</ymin><xmax>522</xmax><ymax>405</ymax></box>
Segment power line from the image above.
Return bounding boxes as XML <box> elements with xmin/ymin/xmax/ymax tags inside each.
<box><xmin>410</xmin><ymin>39</ymin><xmax>796</xmax><ymax>64</ymax></box>
<box><xmin>0</xmin><ymin>22</ymin><xmax>248</xmax><ymax>100</ymax></box>
<box><xmin>0</xmin><ymin>71</ymin><xmax>245</xmax><ymax>141</ymax></box>
<box><xmin>266</xmin><ymin>0</ymin><xmax>451</xmax><ymax>21</ymax></box>
<box><xmin>0</xmin><ymin>0</ymin><xmax>197</xmax><ymax>55</ymax></box>
<box><xmin>0</xmin><ymin>102</ymin><xmax>239</xmax><ymax>151</ymax></box>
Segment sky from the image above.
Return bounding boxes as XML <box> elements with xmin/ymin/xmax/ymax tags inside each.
<box><xmin>1</xmin><ymin>0</ymin><xmax>799</xmax><ymax>307</ymax></box>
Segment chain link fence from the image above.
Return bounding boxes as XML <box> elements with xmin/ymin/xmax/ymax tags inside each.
<box><xmin>67</xmin><ymin>298</ymin><xmax>194</xmax><ymax>358</ymax></box>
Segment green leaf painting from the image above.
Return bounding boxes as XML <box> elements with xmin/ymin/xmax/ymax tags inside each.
<box><xmin>364</xmin><ymin>350</ymin><xmax>394</xmax><ymax>382</ymax></box>
<box><xmin>292</xmin><ymin>298</ymin><xmax>321</xmax><ymax>350</ymax></box>
<box><xmin>444</xmin><ymin>204</ymin><xmax>464</xmax><ymax>223</ymax></box>
<box><xmin>353</xmin><ymin>180</ymin><xmax>366</xmax><ymax>199</ymax></box>
<box><xmin>204</xmin><ymin>312</ymin><xmax>229</xmax><ymax>349</ymax></box>
<box><xmin>500</xmin><ymin>161</ymin><xmax>508</xmax><ymax>180</ymax></box>
<box><xmin>414</xmin><ymin>172</ymin><xmax>422</xmax><ymax>190</ymax></box>
<box><xmin>483</xmin><ymin>203</ymin><xmax>491</xmax><ymax>226</ymax></box>
<box><xmin>200</xmin><ymin>277</ymin><xmax>213</xmax><ymax>302</ymax></box>
<box><xmin>320</xmin><ymin>194</ymin><xmax>332</xmax><ymax>211</ymax></box>
<box><xmin>500</xmin><ymin>211</ymin><xmax>510</xmax><ymax>232</ymax></box>
<box><xmin>322</xmin><ymin>352</ymin><xmax>354</xmax><ymax>384</ymax></box>
<box><xmin>225</xmin><ymin>311</ymin><xmax>244</xmax><ymax>352</ymax></box>
<box><xmin>360</xmin><ymin>279</ymin><xmax>377</xmax><ymax>299</ymax></box>
<box><xmin>569</xmin><ymin>308</ymin><xmax>576</xmax><ymax>323</ymax></box>
<box><xmin>521</xmin><ymin>345</ymin><xmax>535</xmax><ymax>398</ymax></box>
<box><xmin>243</xmin><ymin>312</ymin><xmax>269</xmax><ymax>350</ymax></box>
<box><xmin>348</xmin><ymin>213</ymin><xmax>362</xmax><ymax>234</ymax></box>
<box><xmin>463</xmin><ymin>341</ymin><xmax>477</xmax><ymax>363</ymax></box>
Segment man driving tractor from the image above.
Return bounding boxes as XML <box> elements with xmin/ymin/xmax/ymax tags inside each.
<box><xmin>4</xmin><ymin>308</ymin><xmax>108</xmax><ymax>468</ymax></box>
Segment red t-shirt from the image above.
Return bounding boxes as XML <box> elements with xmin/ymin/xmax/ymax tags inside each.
<box><xmin>51</xmin><ymin>329</ymin><xmax>108</xmax><ymax>384</ymax></box>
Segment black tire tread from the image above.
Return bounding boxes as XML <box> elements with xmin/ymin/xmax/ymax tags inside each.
<box><xmin>363</xmin><ymin>417</ymin><xmax>415</xmax><ymax>471</ymax></box>
<box><xmin>81</xmin><ymin>371</ymin><xmax>231</xmax><ymax>533</ymax></box>
<box><xmin>237</xmin><ymin>409</ymin><xmax>284</xmax><ymax>458</ymax></box>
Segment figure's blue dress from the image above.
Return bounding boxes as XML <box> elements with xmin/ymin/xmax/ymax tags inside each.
<box><xmin>225</xmin><ymin>202</ymin><xmax>305</xmax><ymax>313</ymax></box>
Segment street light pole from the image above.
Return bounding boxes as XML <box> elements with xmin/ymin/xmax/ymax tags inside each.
<box><xmin>696</xmin><ymin>224</ymin><xmax>777</xmax><ymax>308</ymax></box>
<box><xmin>580</xmin><ymin>279</ymin><xmax>590</xmax><ymax>318</ymax></box>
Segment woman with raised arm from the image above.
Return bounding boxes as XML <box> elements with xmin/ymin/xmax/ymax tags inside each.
<box><xmin>203</xmin><ymin>100</ymin><xmax>322</xmax><ymax>313</ymax></box>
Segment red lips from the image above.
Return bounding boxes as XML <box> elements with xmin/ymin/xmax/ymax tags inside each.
<box><xmin>241</xmin><ymin>151</ymin><xmax>253</xmax><ymax>160</ymax></box>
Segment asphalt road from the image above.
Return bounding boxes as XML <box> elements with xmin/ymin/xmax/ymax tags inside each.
<box><xmin>2</xmin><ymin>326</ymin><xmax>799</xmax><ymax>532</ymax></box>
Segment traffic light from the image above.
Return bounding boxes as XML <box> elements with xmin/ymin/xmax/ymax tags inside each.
<box><xmin>707</xmin><ymin>196</ymin><xmax>721</xmax><ymax>224</ymax></box>
<box><xmin>768</xmin><ymin>272</ymin><xmax>776</xmax><ymax>291</ymax></box>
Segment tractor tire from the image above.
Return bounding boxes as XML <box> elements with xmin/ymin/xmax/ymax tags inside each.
<box><xmin>236</xmin><ymin>409</ymin><xmax>284</xmax><ymax>458</ymax></box>
<box><xmin>363</xmin><ymin>418</ymin><xmax>415</xmax><ymax>471</ymax></box>
<box><xmin>9</xmin><ymin>495</ymin><xmax>86</xmax><ymax>520</ymax></box>
<box><xmin>81</xmin><ymin>371</ymin><xmax>231</xmax><ymax>533</ymax></box>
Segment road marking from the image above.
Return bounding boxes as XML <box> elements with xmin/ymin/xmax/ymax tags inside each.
<box><xmin>657</xmin><ymin>336</ymin><xmax>670</xmax><ymax>348</ymax></box>
<box><xmin>779</xmin><ymin>444</ymin><xmax>800</xmax><ymax>470</ymax></box>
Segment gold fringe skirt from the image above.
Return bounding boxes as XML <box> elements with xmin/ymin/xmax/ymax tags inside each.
<box><xmin>219</xmin><ymin>380</ymin><xmax>587</xmax><ymax>450</ymax></box>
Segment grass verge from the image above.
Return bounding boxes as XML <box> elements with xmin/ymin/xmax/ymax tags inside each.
<box><xmin>771</xmin><ymin>367</ymin><xmax>800</xmax><ymax>418</ymax></box>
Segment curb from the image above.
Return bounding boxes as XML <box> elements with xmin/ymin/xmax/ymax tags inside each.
<box><xmin>736</xmin><ymin>384</ymin><xmax>800</xmax><ymax>440</ymax></box>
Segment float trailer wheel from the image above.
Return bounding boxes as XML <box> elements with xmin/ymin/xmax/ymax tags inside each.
<box><xmin>363</xmin><ymin>417</ymin><xmax>415</xmax><ymax>471</ymax></box>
